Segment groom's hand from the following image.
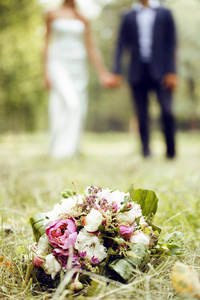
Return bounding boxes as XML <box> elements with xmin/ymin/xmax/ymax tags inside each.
<box><xmin>101</xmin><ymin>73</ymin><xmax>123</xmax><ymax>88</ymax></box>
<box><xmin>162</xmin><ymin>73</ymin><xmax>178</xmax><ymax>91</ymax></box>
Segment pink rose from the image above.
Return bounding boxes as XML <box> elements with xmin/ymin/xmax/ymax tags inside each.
<box><xmin>33</xmin><ymin>256</ymin><xmax>44</xmax><ymax>267</ymax></box>
<box><xmin>46</xmin><ymin>219</ymin><xmax>77</xmax><ymax>250</ymax></box>
<box><xmin>119</xmin><ymin>225</ymin><xmax>134</xmax><ymax>240</ymax></box>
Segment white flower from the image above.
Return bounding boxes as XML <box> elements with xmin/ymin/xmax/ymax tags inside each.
<box><xmin>84</xmin><ymin>208</ymin><xmax>103</xmax><ymax>232</ymax></box>
<box><xmin>30</xmin><ymin>236</ymin><xmax>51</xmax><ymax>261</ymax></box>
<box><xmin>46</xmin><ymin>196</ymin><xmax>83</xmax><ymax>222</ymax></box>
<box><xmin>75</xmin><ymin>228</ymin><xmax>107</xmax><ymax>262</ymax></box>
<box><xmin>97</xmin><ymin>189</ymin><xmax>128</xmax><ymax>209</ymax></box>
<box><xmin>132</xmin><ymin>203</ymin><xmax>142</xmax><ymax>218</ymax></box>
<box><xmin>130</xmin><ymin>231</ymin><xmax>150</xmax><ymax>248</ymax></box>
<box><xmin>139</xmin><ymin>216</ymin><xmax>148</xmax><ymax>226</ymax></box>
<box><xmin>117</xmin><ymin>203</ymin><xmax>142</xmax><ymax>224</ymax></box>
<box><xmin>43</xmin><ymin>254</ymin><xmax>62</xmax><ymax>279</ymax></box>
<box><xmin>37</xmin><ymin>235</ymin><xmax>51</xmax><ymax>256</ymax></box>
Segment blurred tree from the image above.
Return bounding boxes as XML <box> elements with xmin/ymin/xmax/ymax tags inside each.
<box><xmin>171</xmin><ymin>0</ymin><xmax>200</xmax><ymax>129</ymax></box>
<box><xmin>87</xmin><ymin>0</ymin><xmax>200</xmax><ymax>131</ymax></box>
<box><xmin>0</xmin><ymin>0</ymin><xmax>200</xmax><ymax>133</ymax></box>
<box><xmin>86</xmin><ymin>0</ymin><xmax>134</xmax><ymax>132</ymax></box>
<box><xmin>0</xmin><ymin>0</ymin><xmax>46</xmax><ymax>132</ymax></box>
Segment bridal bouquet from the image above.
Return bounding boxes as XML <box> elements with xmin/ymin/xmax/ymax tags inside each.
<box><xmin>29</xmin><ymin>185</ymin><xmax>184</xmax><ymax>290</ymax></box>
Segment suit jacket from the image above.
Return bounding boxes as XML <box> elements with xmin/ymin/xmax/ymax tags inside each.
<box><xmin>113</xmin><ymin>7</ymin><xmax>177</xmax><ymax>83</ymax></box>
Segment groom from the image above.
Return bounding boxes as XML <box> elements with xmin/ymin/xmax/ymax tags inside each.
<box><xmin>112</xmin><ymin>0</ymin><xmax>177</xmax><ymax>158</ymax></box>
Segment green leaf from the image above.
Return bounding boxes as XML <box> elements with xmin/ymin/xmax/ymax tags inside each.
<box><xmin>87</xmin><ymin>280</ymin><xmax>105</xmax><ymax>297</ymax></box>
<box><xmin>147</xmin><ymin>220</ymin><xmax>162</xmax><ymax>234</ymax></box>
<box><xmin>61</xmin><ymin>189</ymin><xmax>72</xmax><ymax>198</ymax></box>
<box><xmin>30</xmin><ymin>213</ymin><xmax>48</xmax><ymax>225</ymax></box>
<box><xmin>165</xmin><ymin>244</ymin><xmax>184</xmax><ymax>255</ymax></box>
<box><xmin>163</xmin><ymin>231</ymin><xmax>185</xmax><ymax>255</ymax></box>
<box><xmin>98</xmin><ymin>225</ymin><xmax>106</xmax><ymax>232</ymax></box>
<box><xmin>107</xmin><ymin>247</ymin><xmax>118</xmax><ymax>255</ymax></box>
<box><xmin>119</xmin><ymin>203</ymin><xmax>132</xmax><ymax>213</ymax></box>
<box><xmin>108</xmin><ymin>244</ymin><xmax>150</xmax><ymax>282</ymax></box>
<box><xmin>132</xmin><ymin>189</ymin><xmax>159</xmax><ymax>218</ymax></box>
<box><xmin>109</xmin><ymin>236</ymin><xmax>132</xmax><ymax>248</ymax></box>
<box><xmin>110</xmin><ymin>237</ymin><xmax>129</xmax><ymax>244</ymax></box>
<box><xmin>1</xmin><ymin>285</ymin><xmax>8</xmax><ymax>293</ymax></box>
<box><xmin>29</xmin><ymin>213</ymin><xmax>48</xmax><ymax>243</ymax></box>
<box><xmin>163</xmin><ymin>231</ymin><xmax>185</xmax><ymax>245</ymax></box>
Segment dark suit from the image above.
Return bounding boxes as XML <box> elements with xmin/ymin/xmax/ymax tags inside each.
<box><xmin>113</xmin><ymin>6</ymin><xmax>177</xmax><ymax>157</ymax></box>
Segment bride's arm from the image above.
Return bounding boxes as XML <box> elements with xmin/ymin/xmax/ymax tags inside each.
<box><xmin>43</xmin><ymin>12</ymin><xmax>52</xmax><ymax>89</ymax></box>
<box><xmin>84</xmin><ymin>20</ymin><xmax>122</xmax><ymax>88</ymax></box>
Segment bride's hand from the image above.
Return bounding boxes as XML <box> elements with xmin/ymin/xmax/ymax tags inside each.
<box><xmin>100</xmin><ymin>73</ymin><xmax>123</xmax><ymax>88</ymax></box>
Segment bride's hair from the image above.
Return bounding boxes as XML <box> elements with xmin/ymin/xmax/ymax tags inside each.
<box><xmin>63</xmin><ymin>0</ymin><xmax>76</xmax><ymax>7</ymax></box>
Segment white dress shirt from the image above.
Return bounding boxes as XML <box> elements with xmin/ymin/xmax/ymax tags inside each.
<box><xmin>133</xmin><ymin>1</ymin><xmax>160</xmax><ymax>62</ymax></box>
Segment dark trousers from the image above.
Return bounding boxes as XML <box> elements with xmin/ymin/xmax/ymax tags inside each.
<box><xmin>129</xmin><ymin>63</ymin><xmax>176</xmax><ymax>157</ymax></box>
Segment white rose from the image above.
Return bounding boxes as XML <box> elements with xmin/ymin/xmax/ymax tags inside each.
<box><xmin>43</xmin><ymin>254</ymin><xmax>62</xmax><ymax>279</ymax></box>
<box><xmin>96</xmin><ymin>188</ymin><xmax>111</xmax><ymax>201</ymax></box>
<box><xmin>130</xmin><ymin>231</ymin><xmax>150</xmax><ymax>248</ymax></box>
<box><xmin>109</xmin><ymin>190</ymin><xmax>129</xmax><ymax>207</ymax></box>
<box><xmin>132</xmin><ymin>203</ymin><xmax>142</xmax><ymax>219</ymax></box>
<box><xmin>75</xmin><ymin>228</ymin><xmax>107</xmax><ymax>262</ymax></box>
<box><xmin>37</xmin><ymin>235</ymin><xmax>51</xmax><ymax>256</ymax></box>
<box><xmin>46</xmin><ymin>196</ymin><xmax>83</xmax><ymax>222</ymax></box>
<box><xmin>117</xmin><ymin>203</ymin><xmax>142</xmax><ymax>224</ymax></box>
<box><xmin>97</xmin><ymin>189</ymin><xmax>128</xmax><ymax>208</ymax></box>
<box><xmin>84</xmin><ymin>208</ymin><xmax>103</xmax><ymax>232</ymax></box>
<box><xmin>139</xmin><ymin>216</ymin><xmax>148</xmax><ymax>226</ymax></box>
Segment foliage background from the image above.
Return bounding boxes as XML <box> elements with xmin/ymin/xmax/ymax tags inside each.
<box><xmin>1</xmin><ymin>1</ymin><xmax>200</xmax><ymax>297</ymax></box>
<box><xmin>0</xmin><ymin>0</ymin><xmax>200</xmax><ymax>133</ymax></box>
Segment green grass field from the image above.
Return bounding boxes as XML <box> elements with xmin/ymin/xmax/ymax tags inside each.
<box><xmin>1</xmin><ymin>131</ymin><xmax>200</xmax><ymax>299</ymax></box>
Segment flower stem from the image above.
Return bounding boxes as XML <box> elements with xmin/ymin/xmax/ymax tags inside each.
<box><xmin>23</xmin><ymin>262</ymin><xmax>34</xmax><ymax>287</ymax></box>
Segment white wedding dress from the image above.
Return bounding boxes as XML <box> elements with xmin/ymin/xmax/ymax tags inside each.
<box><xmin>47</xmin><ymin>19</ymin><xmax>89</xmax><ymax>158</ymax></box>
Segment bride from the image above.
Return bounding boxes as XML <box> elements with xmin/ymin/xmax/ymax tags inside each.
<box><xmin>43</xmin><ymin>0</ymin><xmax>120</xmax><ymax>159</ymax></box>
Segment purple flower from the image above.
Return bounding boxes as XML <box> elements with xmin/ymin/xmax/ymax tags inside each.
<box><xmin>53</xmin><ymin>248</ymin><xmax>69</xmax><ymax>267</ymax></box>
<box><xmin>87</xmin><ymin>186</ymin><xmax>102</xmax><ymax>195</ymax></box>
<box><xmin>91</xmin><ymin>256</ymin><xmax>99</xmax><ymax>264</ymax></box>
<box><xmin>81</xmin><ymin>194</ymin><xmax>99</xmax><ymax>211</ymax></box>
<box><xmin>53</xmin><ymin>248</ymin><xmax>79</xmax><ymax>267</ymax></box>
<box><xmin>46</xmin><ymin>219</ymin><xmax>77</xmax><ymax>250</ymax></box>
<box><xmin>102</xmin><ymin>220</ymin><xmax>107</xmax><ymax>226</ymax></box>
<box><xmin>119</xmin><ymin>225</ymin><xmax>134</xmax><ymax>240</ymax></box>
<box><xmin>80</xmin><ymin>251</ymin><xmax>87</xmax><ymax>258</ymax></box>
<box><xmin>100</xmin><ymin>198</ymin><xmax>109</xmax><ymax>211</ymax></box>
<box><xmin>72</xmin><ymin>254</ymin><xmax>79</xmax><ymax>264</ymax></box>
<box><xmin>53</xmin><ymin>249</ymin><xmax>80</xmax><ymax>268</ymax></box>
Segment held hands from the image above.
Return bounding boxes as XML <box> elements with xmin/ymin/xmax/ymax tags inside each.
<box><xmin>44</xmin><ymin>74</ymin><xmax>51</xmax><ymax>90</ymax></box>
<box><xmin>100</xmin><ymin>72</ymin><xmax>123</xmax><ymax>89</ymax></box>
<box><xmin>162</xmin><ymin>73</ymin><xmax>178</xmax><ymax>91</ymax></box>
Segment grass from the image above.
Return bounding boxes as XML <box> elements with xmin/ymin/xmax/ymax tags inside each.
<box><xmin>0</xmin><ymin>130</ymin><xmax>200</xmax><ymax>299</ymax></box>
